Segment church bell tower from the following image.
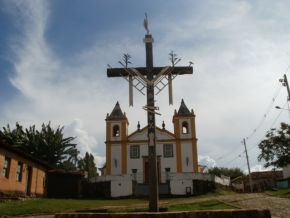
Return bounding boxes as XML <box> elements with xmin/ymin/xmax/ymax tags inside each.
<box><xmin>105</xmin><ymin>102</ymin><xmax>129</xmax><ymax>175</ymax></box>
<box><xmin>173</xmin><ymin>99</ymin><xmax>198</xmax><ymax>172</ymax></box>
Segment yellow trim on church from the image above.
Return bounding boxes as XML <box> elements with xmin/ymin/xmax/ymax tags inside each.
<box><xmin>173</xmin><ymin>116</ymin><xmax>182</xmax><ymax>172</ymax></box>
<box><xmin>191</xmin><ymin>116</ymin><xmax>197</xmax><ymax>172</ymax></box>
<box><xmin>121</xmin><ymin>121</ymin><xmax>127</xmax><ymax>174</ymax></box>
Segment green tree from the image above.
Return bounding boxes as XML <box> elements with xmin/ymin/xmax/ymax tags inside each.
<box><xmin>78</xmin><ymin>152</ymin><xmax>98</xmax><ymax>179</ymax></box>
<box><xmin>208</xmin><ymin>167</ymin><xmax>244</xmax><ymax>179</ymax></box>
<box><xmin>258</xmin><ymin>122</ymin><xmax>290</xmax><ymax>168</ymax></box>
<box><xmin>0</xmin><ymin>122</ymin><xmax>78</xmax><ymax>168</ymax></box>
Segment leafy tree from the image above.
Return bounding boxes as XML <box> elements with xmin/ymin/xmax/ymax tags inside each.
<box><xmin>78</xmin><ymin>152</ymin><xmax>98</xmax><ymax>179</ymax></box>
<box><xmin>0</xmin><ymin>122</ymin><xmax>78</xmax><ymax>168</ymax></box>
<box><xmin>59</xmin><ymin>160</ymin><xmax>77</xmax><ymax>171</ymax></box>
<box><xmin>258</xmin><ymin>122</ymin><xmax>290</xmax><ymax>168</ymax></box>
<box><xmin>208</xmin><ymin>167</ymin><xmax>244</xmax><ymax>179</ymax></box>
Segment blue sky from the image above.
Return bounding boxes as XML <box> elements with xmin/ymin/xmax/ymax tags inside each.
<box><xmin>1</xmin><ymin>0</ymin><xmax>290</xmax><ymax>171</ymax></box>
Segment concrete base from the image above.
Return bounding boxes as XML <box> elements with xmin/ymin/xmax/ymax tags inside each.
<box><xmin>56</xmin><ymin>209</ymin><xmax>271</xmax><ymax>218</ymax></box>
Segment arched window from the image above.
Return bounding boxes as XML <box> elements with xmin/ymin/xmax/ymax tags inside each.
<box><xmin>182</xmin><ymin>121</ymin><xmax>189</xmax><ymax>134</ymax></box>
<box><xmin>113</xmin><ymin>125</ymin><xmax>120</xmax><ymax>137</ymax></box>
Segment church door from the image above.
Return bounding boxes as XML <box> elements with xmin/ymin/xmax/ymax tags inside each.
<box><xmin>143</xmin><ymin>158</ymin><xmax>161</xmax><ymax>184</ymax></box>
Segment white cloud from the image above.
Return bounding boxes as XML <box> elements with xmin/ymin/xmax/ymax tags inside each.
<box><xmin>198</xmin><ymin>155</ymin><xmax>216</xmax><ymax>168</ymax></box>
<box><xmin>248</xmin><ymin>164</ymin><xmax>276</xmax><ymax>173</ymax></box>
<box><xmin>1</xmin><ymin>0</ymin><xmax>290</xmax><ymax>171</ymax></box>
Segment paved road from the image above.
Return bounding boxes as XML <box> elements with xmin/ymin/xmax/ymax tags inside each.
<box><xmin>217</xmin><ymin>193</ymin><xmax>290</xmax><ymax>218</ymax></box>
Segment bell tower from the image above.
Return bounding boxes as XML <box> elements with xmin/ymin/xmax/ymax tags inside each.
<box><xmin>105</xmin><ymin>102</ymin><xmax>129</xmax><ymax>175</ymax></box>
<box><xmin>173</xmin><ymin>99</ymin><xmax>198</xmax><ymax>172</ymax></box>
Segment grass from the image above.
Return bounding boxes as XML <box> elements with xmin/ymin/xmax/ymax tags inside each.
<box><xmin>168</xmin><ymin>200</ymin><xmax>235</xmax><ymax>212</ymax></box>
<box><xmin>0</xmin><ymin>189</ymin><xmax>236</xmax><ymax>216</ymax></box>
<box><xmin>266</xmin><ymin>188</ymin><xmax>290</xmax><ymax>198</ymax></box>
<box><xmin>0</xmin><ymin>198</ymin><xmax>234</xmax><ymax>216</ymax></box>
<box><xmin>0</xmin><ymin>198</ymin><xmax>147</xmax><ymax>216</ymax></box>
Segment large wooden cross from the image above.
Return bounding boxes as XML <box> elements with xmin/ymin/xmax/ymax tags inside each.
<box><xmin>107</xmin><ymin>18</ymin><xmax>193</xmax><ymax>212</ymax></box>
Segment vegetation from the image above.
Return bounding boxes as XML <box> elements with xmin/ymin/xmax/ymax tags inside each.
<box><xmin>0</xmin><ymin>122</ymin><xmax>78</xmax><ymax>169</ymax></box>
<box><xmin>208</xmin><ymin>167</ymin><xmax>244</xmax><ymax>179</ymax></box>
<box><xmin>0</xmin><ymin>197</ymin><xmax>235</xmax><ymax>216</ymax></box>
<box><xmin>168</xmin><ymin>200</ymin><xmax>234</xmax><ymax>211</ymax></box>
<box><xmin>78</xmin><ymin>152</ymin><xmax>98</xmax><ymax>179</ymax></box>
<box><xmin>258</xmin><ymin>122</ymin><xmax>290</xmax><ymax>168</ymax></box>
<box><xmin>266</xmin><ymin>188</ymin><xmax>290</xmax><ymax>198</ymax></box>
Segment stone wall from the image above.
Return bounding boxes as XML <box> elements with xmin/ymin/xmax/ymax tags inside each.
<box><xmin>55</xmin><ymin>209</ymin><xmax>271</xmax><ymax>218</ymax></box>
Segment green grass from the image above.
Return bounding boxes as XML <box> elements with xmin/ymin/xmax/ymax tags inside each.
<box><xmin>168</xmin><ymin>200</ymin><xmax>235</xmax><ymax>212</ymax></box>
<box><xmin>0</xmin><ymin>190</ymin><xmax>235</xmax><ymax>216</ymax></box>
<box><xmin>267</xmin><ymin>188</ymin><xmax>290</xmax><ymax>198</ymax></box>
<box><xmin>0</xmin><ymin>198</ymin><xmax>146</xmax><ymax>216</ymax></box>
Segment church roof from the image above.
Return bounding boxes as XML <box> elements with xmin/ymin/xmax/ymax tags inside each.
<box><xmin>177</xmin><ymin>99</ymin><xmax>191</xmax><ymax>115</ymax></box>
<box><xmin>108</xmin><ymin>101</ymin><xmax>126</xmax><ymax>119</ymax></box>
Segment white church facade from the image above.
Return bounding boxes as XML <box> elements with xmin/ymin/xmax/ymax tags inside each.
<box><xmin>94</xmin><ymin>99</ymin><xmax>229</xmax><ymax>197</ymax></box>
<box><xmin>105</xmin><ymin>99</ymin><xmax>198</xmax><ymax>183</ymax></box>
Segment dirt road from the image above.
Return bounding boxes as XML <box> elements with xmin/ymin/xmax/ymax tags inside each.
<box><xmin>217</xmin><ymin>193</ymin><xmax>290</xmax><ymax>218</ymax></box>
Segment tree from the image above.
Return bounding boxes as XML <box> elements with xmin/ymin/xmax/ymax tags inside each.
<box><xmin>208</xmin><ymin>167</ymin><xmax>244</xmax><ymax>179</ymax></box>
<box><xmin>258</xmin><ymin>122</ymin><xmax>290</xmax><ymax>168</ymax></box>
<box><xmin>0</xmin><ymin>122</ymin><xmax>78</xmax><ymax>168</ymax></box>
<box><xmin>78</xmin><ymin>152</ymin><xmax>98</xmax><ymax>179</ymax></box>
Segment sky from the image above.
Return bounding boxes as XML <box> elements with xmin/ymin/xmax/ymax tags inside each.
<box><xmin>1</xmin><ymin>0</ymin><xmax>290</xmax><ymax>172</ymax></box>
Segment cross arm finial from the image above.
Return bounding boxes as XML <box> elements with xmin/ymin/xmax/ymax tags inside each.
<box><xmin>143</xmin><ymin>13</ymin><xmax>150</xmax><ymax>34</ymax></box>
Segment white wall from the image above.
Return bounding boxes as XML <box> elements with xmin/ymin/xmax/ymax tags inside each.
<box><xmin>171</xmin><ymin>179</ymin><xmax>193</xmax><ymax>195</ymax></box>
<box><xmin>169</xmin><ymin>173</ymin><xmax>214</xmax><ymax>195</ymax></box>
<box><xmin>127</xmin><ymin>144</ymin><xmax>147</xmax><ymax>183</ymax></box>
<box><xmin>283</xmin><ymin>164</ymin><xmax>290</xmax><ymax>178</ymax></box>
<box><xmin>111</xmin><ymin>144</ymin><xmax>121</xmax><ymax>175</ymax></box>
<box><xmin>92</xmin><ymin>175</ymin><xmax>132</xmax><ymax>197</ymax></box>
<box><xmin>128</xmin><ymin>127</ymin><xmax>175</xmax><ymax>141</ymax></box>
<box><xmin>156</xmin><ymin>130</ymin><xmax>175</xmax><ymax>140</ymax></box>
<box><xmin>181</xmin><ymin>143</ymin><xmax>193</xmax><ymax>172</ymax></box>
<box><xmin>159</xmin><ymin>143</ymin><xmax>177</xmax><ymax>183</ymax></box>
<box><xmin>128</xmin><ymin>131</ymin><xmax>146</xmax><ymax>141</ymax></box>
<box><xmin>111</xmin><ymin>179</ymin><xmax>132</xmax><ymax>197</ymax></box>
<box><xmin>214</xmin><ymin>175</ymin><xmax>230</xmax><ymax>186</ymax></box>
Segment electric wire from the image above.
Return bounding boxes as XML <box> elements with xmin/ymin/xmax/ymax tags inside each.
<box><xmin>216</xmin><ymin>81</ymin><xmax>282</xmax><ymax>166</ymax></box>
<box><xmin>247</xmin><ymin>101</ymin><xmax>286</xmax><ymax>152</ymax></box>
<box><xmin>245</xmin><ymin>84</ymin><xmax>282</xmax><ymax>140</ymax></box>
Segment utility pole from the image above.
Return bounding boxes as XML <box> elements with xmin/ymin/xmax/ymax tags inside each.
<box><xmin>282</xmin><ymin>74</ymin><xmax>290</xmax><ymax>101</ymax></box>
<box><xmin>243</xmin><ymin>138</ymin><xmax>253</xmax><ymax>192</ymax></box>
<box><xmin>106</xmin><ymin>15</ymin><xmax>193</xmax><ymax>212</ymax></box>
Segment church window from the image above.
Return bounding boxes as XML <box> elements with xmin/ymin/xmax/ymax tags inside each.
<box><xmin>182</xmin><ymin>121</ymin><xmax>189</xmax><ymax>134</ymax></box>
<box><xmin>113</xmin><ymin>125</ymin><xmax>120</xmax><ymax>137</ymax></box>
<box><xmin>130</xmin><ymin>145</ymin><xmax>140</xmax><ymax>159</ymax></box>
<box><xmin>163</xmin><ymin>144</ymin><xmax>173</xmax><ymax>157</ymax></box>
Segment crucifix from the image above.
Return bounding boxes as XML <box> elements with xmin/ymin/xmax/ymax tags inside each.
<box><xmin>107</xmin><ymin>15</ymin><xmax>193</xmax><ymax>212</ymax></box>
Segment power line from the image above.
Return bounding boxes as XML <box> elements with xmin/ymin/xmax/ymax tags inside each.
<box><xmin>245</xmin><ymin>84</ymin><xmax>282</xmax><ymax>140</ymax></box>
<box><xmin>217</xmin><ymin>81</ymin><xmax>282</xmax><ymax>166</ymax></box>
<box><xmin>246</xmin><ymin>101</ymin><xmax>286</xmax><ymax>158</ymax></box>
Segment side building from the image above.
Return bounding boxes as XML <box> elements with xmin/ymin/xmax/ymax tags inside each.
<box><xmin>0</xmin><ymin>139</ymin><xmax>50</xmax><ymax>197</ymax></box>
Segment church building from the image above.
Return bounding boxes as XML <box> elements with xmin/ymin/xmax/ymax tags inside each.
<box><xmin>105</xmin><ymin>99</ymin><xmax>198</xmax><ymax>184</ymax></box>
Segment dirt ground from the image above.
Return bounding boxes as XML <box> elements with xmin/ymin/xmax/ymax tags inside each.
<box><xmin>216</xmin><ymin>193</ymin><xmax>290</xmax><ymax>218</ymax></box>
